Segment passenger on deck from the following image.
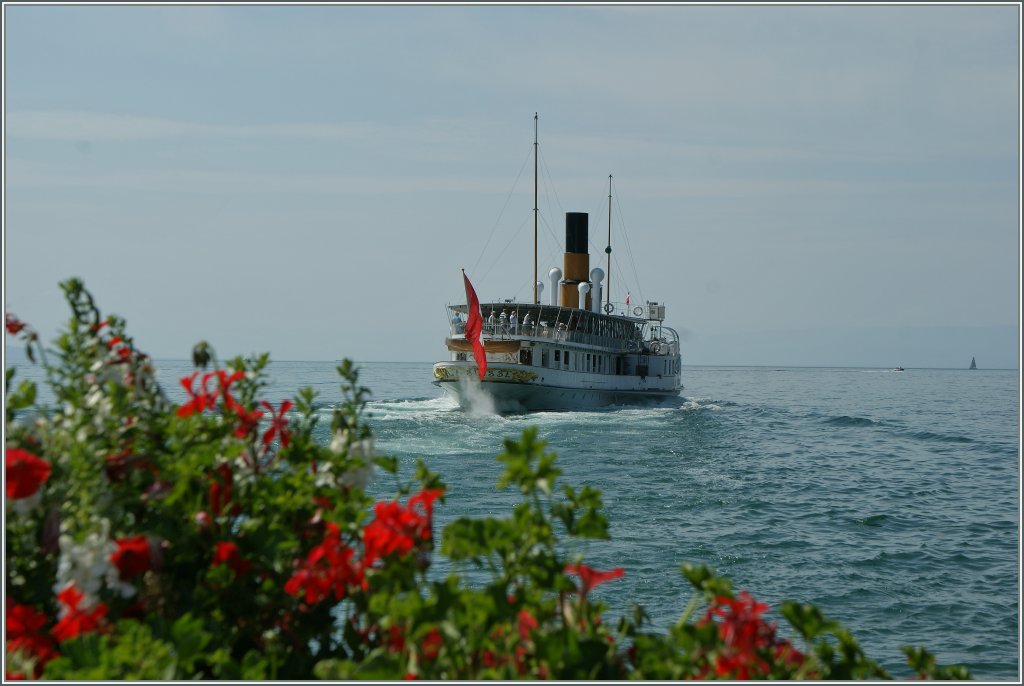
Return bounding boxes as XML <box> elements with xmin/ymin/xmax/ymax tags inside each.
<box><xmin>509</xmin><ymin>311</ymin><xmax>518</xmax><ymax>335</ymax></box>
<box><xmin>487</xmin><ymin>310</ymin><xmax>497</xmax><ymax>333</ymax></box>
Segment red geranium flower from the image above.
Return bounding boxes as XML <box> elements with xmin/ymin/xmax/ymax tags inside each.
<box><xmin>258</xmin><ymin>400</ymin><xmax>293</xmax><ymax>448</ymax></box>
<box><xmin>212</xmin><ymin>541</ymin><xmax>252</xmax><ymax>577</ymax></box>
<box><xmin>564</xmin><ymin>563</ymin><xmax>625</xmax><ymax>600</ymax></box>
<box><xmin>408</xmin><ymin>488</ymin><xmax>442</xmax><ymax>534</ymax></box>
<box><xmin>214</xmin><ymin>369</ymin><xmax>245</xmax><ymax>412</ymax></box>
<box><xmin>363</xmin><ymin>488</ymin><xmax>443</xmax><ymax>566</ymax></box>
<box><xmin>177</xmin><ymin>372</ymin><xmax>215</xmax><ymax>418</ymax></box>
<box><xmin>517</xmin><ymin>609</ymin><xmax>539</xmax><ymax>640</ymax></box>
<box><xmin>386</xmin><ymin>625</ymin><xmax>405</xmax><ymax>653</ymax></box>
<box><xmin>233</xmin><ymin>405</ymin><xmax>265</xmax><ymax>440</ymax></box>
<box><xmin>421</xmin><ymin>627</ymin><xmax>443</xmax><ymax>660</ymax></box>
<box><xmin>110</xmin><ymin>535</ymin><xmax>153</xmax><ymax>579</ymax></box>
<box><xmin>51</xmin><ymin>584</ymin><xmax>107</xmax><ymax>642</ymax></box>
<box><xmin>5</xmin><ymin>313</ymin><xmax>27</xmax><ymax>335</ymax></box>
<box><xmin>208</xmin><ymin>463</ymin><xmax>235</xmax><ymax>516</ymax></box>
<box><xmin>5</xmin><ymin>600</ymin><xmax>58</xmax><ymax>677</ymax></box>
<box><xmin>284</xmin><ymin>523</ymin><xmax>363</xmax><ymax>604</ymax></box>
<box><xmin>363</xmin><ymin>501</ymin><xmax>419</xmax><ymax>563</ymax></box>
<box><xmin>7</xmin><ymin>600</ymin><xmax>48</xmax><ymax>636</ymax></box>
<box><xmin>700</xmin><ymin>591</ymin><xmax>779</xmax><ymax>679</ymax></box>
<box><xmin>5</xmin><ymin>447</ymin><xmax>52</xmax><ymax>499</ymax></box>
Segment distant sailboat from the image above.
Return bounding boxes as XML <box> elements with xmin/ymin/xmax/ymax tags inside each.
<box><xmin>969</xmin><ymin>357</ymin><xmax>977</xmax><ymax>370</ymax></box>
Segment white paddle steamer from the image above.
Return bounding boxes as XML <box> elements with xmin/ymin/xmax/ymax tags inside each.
<box><xmin>432</xmin><ymin>117</ymin><xmax>683</xmax><ymax>412</ymax></box>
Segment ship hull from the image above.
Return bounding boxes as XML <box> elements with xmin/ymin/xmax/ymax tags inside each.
<box><xmin>432</xmin><ymin>361</ymin><xmax>681</xmax><ymax>412</ymax></box>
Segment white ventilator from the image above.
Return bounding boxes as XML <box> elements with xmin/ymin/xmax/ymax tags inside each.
<box><xmin>548</xmin><ymin>268</ymin><xmax>562</xmax><ymax>306</ymax></box>
<box><xmin>590</xmin><ymin>267</ymin><xmax>604</xmax><ymax>314</ymax></box>
<box><xmin>577</xmin><ymin>282</ymin><xmax>591</xmax><ymax>309</ymax></box>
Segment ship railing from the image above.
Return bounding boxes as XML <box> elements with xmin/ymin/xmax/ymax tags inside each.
<box><xmin>446</xmin><ymin>303</ymin><xmax>648</xmax><ymax>352</ymax></box>
<box><xmin>484</xmin><ymin>325</ymin><xmax>640</xmax><ymax>352</ymax></box>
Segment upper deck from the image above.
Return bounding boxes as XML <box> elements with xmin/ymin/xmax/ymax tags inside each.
<box><xmin>446</xmin><ymin>302</ymin><xmax>680</xmax><ymax>357</ymax></box>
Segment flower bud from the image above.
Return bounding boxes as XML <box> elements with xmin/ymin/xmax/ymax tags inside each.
<box><xmin>192</xmin><ymin>341</ymin><xmax>212</xmax><ymax>369</ymax></box>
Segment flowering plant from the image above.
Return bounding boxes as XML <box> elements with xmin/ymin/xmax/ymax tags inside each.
<box><xmin>4</xmin><ymin>280</ymin><xmax>972</xmax><ymax>680</ymax></box>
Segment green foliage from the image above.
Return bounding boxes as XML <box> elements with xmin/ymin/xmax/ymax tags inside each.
<box><xmin>3</xmin><ymin>280</ymin><xmax>974</xmax><ymax>680</ymax></box>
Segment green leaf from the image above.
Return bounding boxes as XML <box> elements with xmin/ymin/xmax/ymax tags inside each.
<box><xmin>780</xmin><ymin>600</ymin><xmax>838</xmax><ymax>640</ymax></box>
<box><xmin>372</xmin><ymin>455</ymin><xmax>399</xmax><ymax>474</ymax></box>
<box><xmin>680</xmin><ymin>562</ymin><xmax>733</xmax><ymax>599</ymax></box>
<box><xmin>170</xmin><ymin>613</ymin><xmax>211</xmax><ymax>671</ymax></box>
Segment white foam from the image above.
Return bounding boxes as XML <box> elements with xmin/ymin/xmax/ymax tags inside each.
<box><xmin>456</xmin><ymin>376</ymin><xmax>498</xmax><ymax>416</ymax></box>
<box><xmin>682</xmin><ymin>398</ymin><xmax>721</xmax><ymax>411</ymax></box>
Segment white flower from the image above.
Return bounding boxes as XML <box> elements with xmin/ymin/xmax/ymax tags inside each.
<box><xmin>321</xmin><ymin>431</ymin><xmax>377</xmax><ymax>490</ymax></box>
<box><xmin>85</xmin><ymin>385</ymin><xmax>104</xmax><ymax>409</ymax></box>
<box><xmin>53</xmin><ymin>518</ymin><xmax>128</xmax><ymax>610</ymax></box>
<box><xmin>328</xmin><ymin>430</ymin><xmax>347</xmax><ymax>455</ymax></box>
<box><xmin>329</xmin><ymin>430</ymin><xmax>374</xmax><ymax>459</ymax></box>
<box><xmin>313</xmin><ymin>461</ymin><xmax>335</xmax><ymax>489</ymax></box>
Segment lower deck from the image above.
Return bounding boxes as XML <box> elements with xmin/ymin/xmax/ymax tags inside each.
<box><xmin>432</xmin><ymin>361</ymin><xmax>681</xmax><ymax>412</ymax></box>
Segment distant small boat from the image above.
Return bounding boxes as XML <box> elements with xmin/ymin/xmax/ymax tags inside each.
<box><xmin>969</xmin><ymin>357</ymin><xmax>977</xmax><ymax>370</ymax></box>
<box><xmin>893</xmin><ymin>366</ymin><xmax>905</xmax><ymax>372</ymax></box>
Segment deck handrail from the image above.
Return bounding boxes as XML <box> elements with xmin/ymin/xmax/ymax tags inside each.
<box><xmin>445</xmin><ymin>303</ymin><xmax>677</xmax><ymax>356</ymax></box>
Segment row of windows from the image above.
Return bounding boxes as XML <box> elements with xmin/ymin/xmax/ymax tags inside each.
<box><xmin>455</xmin><ymin>349</ymin><xmax>678</xmax><ymax>377</ymax></box>
<box><xmin>541</xmin><ymin>348</ymin><xmax>619</xmax><ymax>374</ymax></box>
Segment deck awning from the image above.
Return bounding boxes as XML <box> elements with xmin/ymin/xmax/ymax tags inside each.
<box><xmin>446</xmin><ymin>338</ymin><xmax>521</xmax><ymax>353</ymax></box>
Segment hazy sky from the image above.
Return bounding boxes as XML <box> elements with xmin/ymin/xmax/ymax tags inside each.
<box><xmin>3</xmin><ymin>3</ymin><xmax>1020</xmax><ymax>368</ymax></box>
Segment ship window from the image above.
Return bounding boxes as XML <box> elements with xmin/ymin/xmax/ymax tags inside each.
<box><xmin>541</xmin><ymin>350</ymin><xmax>548</xmax><ymax>367</ymax></box>
<box><xmin>564</xmin><ymin>351</ymin><xmax>570</xmax><ymax>367</ymax></box>
<box><xmin>554</xmin><ymin>350</ymin><xmax>561</xmax><ymax>362</ymax></box>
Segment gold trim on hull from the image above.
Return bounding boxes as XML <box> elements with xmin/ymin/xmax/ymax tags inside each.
<box><xmin>433</xmin><ymin>365</ymin><xmax>538</xmax><ymax>383</ymax></box>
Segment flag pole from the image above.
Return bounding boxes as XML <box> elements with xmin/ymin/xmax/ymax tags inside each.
<box><xmin>533</xmin><ymin>113</ymin><xmax>539</xmax><ymax>305</ymax></box>
<box><xmin>606</xmin><ymin>174</ymin><xmax>612</xmax><ymax>312</ymax></box>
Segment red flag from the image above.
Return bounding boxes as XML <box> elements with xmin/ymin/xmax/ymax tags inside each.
<box><xmin>462</xmin><ymin>271</ymin><xmax>487</xmax><ymax>380</ymax></box>
<box><xmin>625</xmin><ymin>292</ymin><xmax>631</xmax><ymax>306</ymax></box>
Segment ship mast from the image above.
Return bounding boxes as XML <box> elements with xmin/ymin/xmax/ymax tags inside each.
<box><xmin>606</xmin><ymin>174</ymin><xmax>612</xmax><ymax>311</ymax></box>
<box><xmin>533</xmin><ymin>113</ymin><xmax>539</xmax><ymax>304</ymax></box>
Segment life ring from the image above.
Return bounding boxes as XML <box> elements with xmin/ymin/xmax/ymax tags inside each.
<box><xmin>604</xmin><ymin>302</ymin><xmax>615</xmax><ymax>314</ymax></box>
<box><xmin>632</xmin><ymin>306</ymin><xmax>644</xmax><ymax>317</ymax></box>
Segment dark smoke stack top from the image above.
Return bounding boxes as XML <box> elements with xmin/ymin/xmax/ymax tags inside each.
<box><xmin>565</xmin><ymin>212</ymin><xmax>588</xmax><ymax>254</ymax></box>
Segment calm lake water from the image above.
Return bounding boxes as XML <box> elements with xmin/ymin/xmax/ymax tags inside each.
<box><xmin>7</xmin><ymin>357</ymin><xmax>1020</xmax><ymax>679</ymax></box>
